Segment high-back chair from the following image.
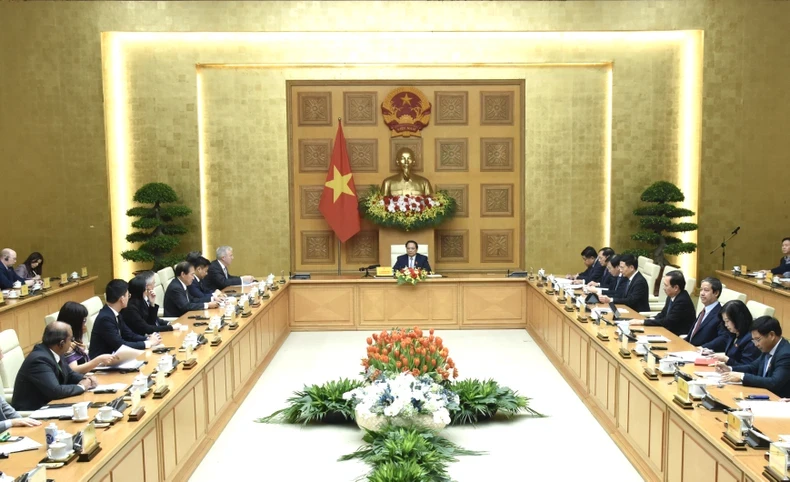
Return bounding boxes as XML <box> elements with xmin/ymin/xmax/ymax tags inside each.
<box><xmin>0</xmin><ymin>329</ymin><xmax>24</xmax><ymax>397</ymax></box>
<box><xmin>746</xmin><ymin>300</ymin><xmax>776</xmax><ymax>319</ymax></box>
<box><xmin>81</xmin><ymin>296</ymin><xmax>104</xmax><ymax>347</ymax></box>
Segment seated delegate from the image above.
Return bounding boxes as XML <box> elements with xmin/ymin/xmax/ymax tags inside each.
<box><xmin>203</xmin><ymin>245</ymin><xmax>254</xmax><ymax>292</ymax></box>
<box><xmin>392</xmin><ymin>240</ymin><xmax>432</xmax><ymax>272</ymax></box>
<box><xmin>186</xmin><ymin>253</ymin><xmax>225</xmax><ymax>302</ymax></box>
<box><xmin>598</xmin><ymin>254</ymin><xmax>649</xmax><ymax>312</ymax></box>
<box><xmin>0</xmin><ymin>248</ymin><xmax>28</xmax><ymax>289</ymax></box>
<box><xmin>629</xmin><ymin>270</ymin><xmax>695</xmax><ymax>336</ymax></box>
<box><xmin>705</xmin><ymin>300</ymin><xmax>760</xmax><ymax>366</ymax></box>
<box><xmin>57</xmin><ymin>301</ymin><xmax>118</xmax><ymax>373</ymax></box>
<box><xmin>122</xmin><ymin>272</ymin><xmax>181</xmax><ymax>335</ymax></box>
<box><xmin>0</xmin><ymin>350</ymin><xmax>41</xmax><ymax>430</ymax></box>
<box><xmin>768</xmin><ymin>237</ymin><xmax>790</xmax><ymax>276</ymax></box>
<box><xmin>14</xmin><ymin>251</ymin><xmax>44</xmax><ymax>280</ymax></box>
<box><xmin>164</xmin><ymin>261</ymin><xmax>219</xmax><ymax>317</ymax></box>
<box><xmin>12</xmin><ymin>322</ymin><xmax>97</xmax><ymax>411</ymax></box>
<box><xmin>569</xmin><ymin>246</ymin><xmax>604</xmax><ymax>284</ymax></box>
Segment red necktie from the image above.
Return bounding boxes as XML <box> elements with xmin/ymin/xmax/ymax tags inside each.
<box><xmin>690</xmin><ymin>309</ymin><xmax>705</xmax><ymax>340</ymax></box>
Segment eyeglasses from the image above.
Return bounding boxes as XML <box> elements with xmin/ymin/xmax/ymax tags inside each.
<box><xmin>752</xmin><ymin>335</ymin><xmax>764</xmax><ymax>345</ymax></box>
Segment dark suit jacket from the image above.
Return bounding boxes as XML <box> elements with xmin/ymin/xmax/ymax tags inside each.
<box><xmin>203</xmin><ymin>260</ymin><xmax>242</xmax><ymax>292</ymax></box>
<box><xmin>602</xmin><ymin>273</ymin><xmax>627</xmax><ymax>299</ymax></box>
<box><xmin>121</xmin><ymin>297</ymin><xmax>173</xmax><ymax>335</ymax></box>
<box><xmin>0</xmin><ymin>264</ymin><xmax>25</xmax><ymax>290</ymax></box>
<box><xmin>612</xmin><ymin>271</ymin><xmax>650</xmax><ymax>313</ymax></box>
<box><xmin>771</xmin><ymin>257</ymin><xmax>790</xmax><ymax>276</ymax></box>
<box><xmin>724</xmin><ymin>331</ymin><xmax>761</xmax><ymax>366</ymax></box>
<box><xmin>188</xmin><ymin>275</ymin><xmax>213</xmax><ymax>303</ymax></box>
<box><xmin>163</xmin><ymin>278</ymin><xmax>205</xmax><ymax>317</ymax></box>
<box><xmin>644</xmin><ymin>290</ymin><xmax>696</xmax><ymax>336</ymax></box>
<box><xmin>688</xmin><ymin>302</ymin><xmax>729</xmax><ymax>350</ymax></box>
<box><xmin>732</xmin><ymin>338</ymin><xmax>790</xmax><ymax>398</ymax></box>
<box><xmin>89</xmin><ymin>306</ymin><xmax>147</xmax><ymax>359</ymax></box>
<box><xmin>12</xmin><ymin>344</ymin><xmax>84</xmax><ymax>411</ymax></box>
<box><xmin>578</xmin><ymin>260</ymin><xmax>605</xmax><ymax>284</ymax></box>
<box><xmin>392</xmin><ymin>253</ymin><xmax>432</xmax><ymax>272</ymax></box>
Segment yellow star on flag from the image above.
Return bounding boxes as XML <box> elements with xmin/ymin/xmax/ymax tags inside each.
<box><xmin>400</xmin><ymin>93</ymin><xmax>413</xmax><ymax>106</ymax></box>
<box><xmin>324</xmin><ymin>166</ymin><xmax>355</xmax><ymax>202</ymax></box>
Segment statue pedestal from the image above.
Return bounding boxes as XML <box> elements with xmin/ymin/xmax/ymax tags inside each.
<box><xmin>378</xmin><ymin>228</ymin><xmax>435</xmax><ymax>270</ymax></box>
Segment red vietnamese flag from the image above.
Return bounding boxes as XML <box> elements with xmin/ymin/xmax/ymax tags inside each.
<box><xmin>318</xmin><ymin>122</ymin><xmax>361</xmax><ymax>243</ymax></box>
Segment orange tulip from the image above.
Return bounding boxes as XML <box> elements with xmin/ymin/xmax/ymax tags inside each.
<box><xmin>431</xmin><ymin>359</ymin><xmax>437</xmax><ymax>367</ymax></box>
<box><xmin>422</xmin><ymin>365</ymin><xmax>427</xmax><ymax>372</ymax></box>
<box><xmin>453</xmin><ymin>368</ymin><xmax>459</xmax><ymax>378</ymax></box>
<box><xmin>366</xmin><ymin>337</ymin><xmax>372</xmax><ymax>345</ymax></box>
<box><xmin>396</xmin><ymin>361</ymin><xmax>402</xmax><ymax>369</ymax></box>
<box><xmin>429</xmin><ymin>328</ymin><xmax>435</xmax><ymax>335</ymax></box>
<box><xmin>382</xmin><ymin>356</ymin><xmax>389</xmax><ymax>363</ymax></box>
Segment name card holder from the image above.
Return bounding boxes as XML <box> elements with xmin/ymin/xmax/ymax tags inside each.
<box><xmin>376</xmin><ymin>267</ymin><xmax>393</xmax><ymax>277</ymax></box>
<box><xmin>563</xmin><ymin>294</ymin><xmax>575</xmax><ymax>312</ymax></box>
<box><xmin>153</xmin><ymin>385</ymin><xmax>170</xmax><ymax>399</ymax></box>
<box><xmin>182</xmin><ymin>357</ymin><xmax>198</xmax><ymax>370</ymax></box>
<box><xmin>556</xmin><ymin>286</ymin><xmax>566</xmax><ymax>304</ymax></box>
<box><xmin>42</xmin><ymin>277</ymin><xmax>51</xmax><ymax>290</ymax></box>
<box><xmin>765</xmin><ymin>443</ymin><xmax>790</xmax><ymax>482</ymax></box>
<box><xmin>721</xmin><ymin>411</ymin><xmax>747</xmax><ymax>450</ymax></box>
<box><xmin>60</xmin><ymin>273</ymin><xmax>69</xmax><ymax>285</ymax></box>
<box><xmin>20</xmin><ymin>284</ymin><xmax>29</xmax><ymax>297</ymax></box>
<box><xmin>0</xmin><ymin>291</ymin><xmax>4</xmax><ymax>305</ymax></box>
<box><xmin>618</xmin><ymin>334</ymin><xmax>632</xmax><ymax>359</ymax></box>
<box><xmin>241</xmin><ymin>299</ymin><xmax>252</xmax><ymax>318</ymax></box>
<box><xmin>643</xmin><ymin>352</ymin><xmax>658</xmax><ymax>380</ymax></box>
<box><xmin>81</xmin><ymin>267</ymin><xmax>88</xmax><ymax>279</ymax></box>
<box><xmin>210</xmin><ymin>336</ymin><xmax>222</xmax><ymax>347</ymax></box>
<box><xmin>77</xmin><ymin>423</ymin><xmax>102</xmax><ymax>462</ymax></box>
<box><xmin>673</xmin><ymin>378</ymin><xmax>694</xmax><ymax>409</ymax></box>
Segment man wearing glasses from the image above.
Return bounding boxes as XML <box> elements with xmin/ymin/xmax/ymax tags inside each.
<box><xmin>716</xmin><ymin>316</ymin><xmax>790</xmax><ymax>398</ymax></box>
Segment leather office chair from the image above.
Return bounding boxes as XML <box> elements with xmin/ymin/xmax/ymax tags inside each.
<box><xmin>638</xmin><ymin>256</ymin><xmax>653</xmax><ymax>271</ymax></box>
<box><xmin>746</xmin><ymin>300</ymin><xmax>776</xmax><ymax>319</ymax></box>
<box><xmin>154</xmin><ymin>284</ymin><xmax>165</xmax><ymax>317</ymax></box>
<box><xmin>697</xmin><ymin>287</ymin><xmax>747</xmax><ymax>313</ymax></box>
<box><xmin>157</xmin><ymin>267</ymin><xmax>175</xmax><ymax>290</ymax></box>
<box><xmin>44</xmin><ymin>311</ymin><xmax>60</xmax><ymax>326</ymax></box>
<box><xmin>0</xmin><ymin>329</ymin><xmax>24</xmax><ymax>398</ymax></box>
<box><xmin>390</xmin><ymin>244</ymin><xmax>429</xmax><ymax>269</ymax></box>
<box><xmin>81</xmin><ymin>296</ymin><xmax>104</xmax><ymax>347</ymax></box>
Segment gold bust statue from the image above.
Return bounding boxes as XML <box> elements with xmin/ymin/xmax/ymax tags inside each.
<box><xmin>381</xmin><ymin>148</ymin><xmax>433</xmax><ymax>197</ymax></box>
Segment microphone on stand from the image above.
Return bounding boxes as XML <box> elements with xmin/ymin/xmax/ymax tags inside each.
<box><xmin>732</xmin><ymin>226</ymin><xmax>741</xmax><ymax>235</ymax></box>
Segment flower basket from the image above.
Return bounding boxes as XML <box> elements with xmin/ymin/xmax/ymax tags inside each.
<box><xmin>396</xmin><ymin>267</ymin><xmax>428</xmax><ymax>286</ymax></box>
<box><xmin>358</xmin><ymin>188</ymin><xmax>456</xmax><ymax>231</ymax></box>
<box><xmin>355</xmin><ymin>409</ymin><xmax>448</xmax><ymax>432</ymax></box>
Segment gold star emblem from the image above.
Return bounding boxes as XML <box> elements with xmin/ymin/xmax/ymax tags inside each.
<box><xmin>400</xmin><ymin>93</ymin><xmax>413</xmax><ymax>106</ymax></box>
<box><xmin>324</xmin><ymin>166</ymin><xmax>355</xmax><ymax>202</ymax></box>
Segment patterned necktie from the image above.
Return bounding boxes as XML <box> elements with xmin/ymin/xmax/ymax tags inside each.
<box><xmin>690</xmin><ymin>309</ymin><xmax>706</xmax><ymax>340</ymax></box>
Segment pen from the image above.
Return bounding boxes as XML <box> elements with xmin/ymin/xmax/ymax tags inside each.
<box><xmin>746</xmin><ymin>394</ymin><xmax>770</xmax><ymax>400</ymax></box>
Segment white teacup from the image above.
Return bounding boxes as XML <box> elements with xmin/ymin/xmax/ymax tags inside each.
<box><xmin>72</xmin><ymin>401</ymin><xmax>89</xmax><ymax>421</ymax></box>
<box><xmin>688</xmin><ymin>381</ymin><xmax>707</xmax><ymax>399</ymax></box>
<box><xmin>132</xmin><ymin>375</ymin><xmax>148</xmax><ymax>394</ymax></box>
<box><xmin>755</xmin><ymin>272</ymin><xmax>766</xmax><ymax>279</ymax></box>
<box><xmin>12</xmin><ymin>281</ymin><xmax>21</xmax><ymax>288</ymax></box>
<box><xmin>732</xmin><ymin>410</ymin><xmax>754</xmax><ymax>432</ymax></box>
<box><xmin>659</xmin><ymin>358</ymin><xmax>676</xmax><ymax>373</ymax></box>
<box><xmin>158</xmin><ymin>355</ymin><xmax>173</xmax><ymax>373</ymax></box>
<box><xmin>56</xmin><ymin>431</ymin><xmax>73</xmax><ymax>451</ymax></box>
<box><xmin>98</xmin><ymin>406</ymin><xmax>114</xmax><ymax>422</ymax></box>
<box><xmin>47</xmin><ymin>442</ymin><xmax>69</xmax><ymax>461</ymax></box>
<box><xmin>7</xmin><ymin>290</ymin><xmax>19</xmax><ymax>299</ymax></box>
<box><xmin>635</xmin><ymin>342</ymin><xmax>649</xmax><ymax>355</ymax></box>
<box><xmin>71</xmin><ymin>271</ymin><xmax>79</xmax><ymax>279</ymax></box>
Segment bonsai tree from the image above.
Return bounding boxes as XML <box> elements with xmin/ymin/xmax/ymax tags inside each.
<box><xmin>121</xmin><ymin>182</ymin><xmax>192</xmax><ymax>271</ymax></box>
<box><xmin>629</xmin><ymin>181</ymin><xmax>697</xmax><ymax>267</ymax></box>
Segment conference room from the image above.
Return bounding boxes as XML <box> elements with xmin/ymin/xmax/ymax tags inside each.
<box><xmin>1</xmin><ymin>1</ymin><xmax>790</xmax><ymax>481</ymax></box>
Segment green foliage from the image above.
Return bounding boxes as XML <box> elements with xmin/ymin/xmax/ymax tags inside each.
<box><xmin>121</xmin><ymin>182</ymin><xmax>192</xmax><ymax>271</ymax></box>
<box><xmin>133</xmin><ymin>183</ymin><xmax>179</xmax><ymax>204</ymax></box>
<box><xmin>621</xmin><ymin>248</ymin><xmax>653</xmax><ymax>259</ymax></box>
<box><xmin>256</xmin><ymin>378</ymin><xmax>363</xmax><ymax>424</ymax></box>
<box><xmin>629</xmin><ymin>181</ymin><xmax>697</xmax><ymax>267</ymax></box>
<box><xmin>448</xmin><ymin>378</ymin><xmax>544</xmax><ymax>425</ymax></box>
<box><xmin>339</xmin><ymin>425</ymin><xmax>483</xmax><ymax>482</ymax></box>
<box><xmin>159</xmin><ymin>253</ymin><xmax>187</xmax><ymax>270</ymax></box>
<box><xmin>640</xmin><ymin>181</ymin><xmax>685</xmax><ymax>203</ymax></box>
<box><xmin>120</xmin><ymin>250</ymin><xmax>155</xmax><ymax>263</ymax></box>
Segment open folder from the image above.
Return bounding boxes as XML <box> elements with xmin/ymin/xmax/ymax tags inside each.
<box><xmin>94</xmin><ymin>344</ymin><xmax>144</xmax><ymax>371</ymax></box>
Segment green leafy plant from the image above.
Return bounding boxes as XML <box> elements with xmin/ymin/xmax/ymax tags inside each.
<box><xmin>255</xmin><ymin>378</ymin><xmax>363</xmax><ymax>424</ymax></box>
<box><xmin>448</xmin><ymin>378</ymin><xmax>544</xmax><ymax>425</ymax></box>
<box><xmin>358</xmin><ymin>187</ymin><xmax>457</xmax><ymax>231</ymax></box>
<box><xmin>627</xmin><ymin>181</ymin><xmax>698</xmax><ymax>267</ymax></box>
<box><xmin>340</xmin><ymin>424</ymin><xmax>483</xmax><ymax>482</ymax></box>
<box><xmin>121</xmin><ymin>182</ymin><xmax>192</xmax><ymax>271</ymax></box>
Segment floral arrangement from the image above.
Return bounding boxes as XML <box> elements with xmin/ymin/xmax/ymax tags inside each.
<box><xmin>362</xmin><ymin>327</ymin><xmax>457</xmax><ymax>382</ymax></box>
<box><xmin>343</xmin><ymin>372</ymin><xmax>459</xmax><ymax>431</ymax></box>
<box><xmin>395</xmin><ymin>267</ymin><xmax>428</xmax><ymax>285</ymax></box>
<box><xmin>358</xmin><ymin>187</ymin><xmax>457</xmax><ymax>231</ymax></box>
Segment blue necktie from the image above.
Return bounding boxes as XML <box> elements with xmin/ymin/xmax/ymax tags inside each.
<box><xmin>764</xmin><ymin>354</ymin><xmax>773</xmax><ymax>377</ymax></box>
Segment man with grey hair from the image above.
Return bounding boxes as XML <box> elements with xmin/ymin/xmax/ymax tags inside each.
<box><xmin>13</xmin><ymin>322</ymin><xmax>97</xmax><ymax>411</ymax></box>
<box><xmin>204</xmin><ymin>246</ymin><xmax>253</xmax><ymax>292</ymax></box>
<box><xmin>0</xmin><ymin>248</ymin><xmax>28</xmax><ymax>289</ymax></box>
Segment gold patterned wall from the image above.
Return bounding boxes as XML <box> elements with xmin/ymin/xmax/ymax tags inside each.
<box><xmin>289</xmin><ymin>82</ymin><xmax>524</xmax><ymax>273</ymax></box>
<box><xmin>1</xmin><ymin>1</ymin><xmax>789</xmax><ymax>288</ymax></box>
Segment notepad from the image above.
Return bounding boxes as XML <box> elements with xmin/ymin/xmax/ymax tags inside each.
<box><xmin>664</xmin><ymin>351</ymin><xmax>700</xmax><ymax>362</ymax></box>
<box><xmin>0</xmin><ymin>436</ymin><xmax>42</xmax><ymax>455</ymax></box>
<box><xmin>29</xmin><ymin>406</ymin><xmax>73</xmax><ymax>419</ymax></box>
<box><xmin>737</xmin><ymin>401</ymin><xmax>790</xmax><ymax>418</ymax></box>
<box><xmin>89</xmin><ymin>383</ymin><xmax>128</xmax><ymax>392</ymax></box>
<box><xmin>94</xmin><ymin>359</ymin><xmax>145</xmax><ymax>371</ymax></box>
<box><xmin>637</xmin><ymin>335</ymin><xmax>671</xmax><ymax>344</ymax></box>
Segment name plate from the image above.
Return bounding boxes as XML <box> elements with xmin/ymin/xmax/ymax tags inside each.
<box><xmin>81</xmin><ymin>266</ymin><xmax>88</xmax><ymax>278</ymax></box>
<box><xmin>0</xmin><ymin>292</ymin><xmax>4</xmax><ymax>303</ymax></box>
<box><xmin>131</xmin><ymin>388</ymin><xmax>142</xmax><ymax>412</ymax></box>
<box><xmin>376</xmin><ymin>267</ymin><xmax>394</xmax><ymax>277</ymax></box>
<box><xmin>60</xmin><ymin>273</ymin><xmax>68</xmax><ymax>284</ymax></box>
<box><xmin>726</xmin><ymin>412</ymin><xmax>743</xmax><ymax>441</ymax></box>
<box><xmin>28</xmin><ymin>466</ymin><xmax>47</xmax><ymax>482</ymax></box>
<box><xmin>770</xmin><ymin>443</ymin><xmax>790</xmax><ymax>478</ymax></box>
<box><xmin>647</xmin><ymin>352</ymin><xmax>656</xmax><ymax>372</ymax></box>
<box><xmin>82</xmin><ymin>422</ymin><xmax>98</xmax><ymax>453</ymax></box>
<box><xmin>20</xmin><ymin>284</ymin><xmax>29</xmax><ymax>296</ymax></box>
<box><xmin>43</xmin><ymin>277</ymin><xmax>51</xmax><ymax>289</ymax></box>
<box><xmin>677</xmin><ymin>378</ymin><xmax>690</xmax><ymax>403</ymax></box>
<box><xmin>620</xmin><ymin>335</ymin><xmax>628</xmax><ymax>352</ymax></box>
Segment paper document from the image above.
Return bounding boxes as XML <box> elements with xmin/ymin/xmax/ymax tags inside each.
<box><xmin>0</xmin><ymin>436</ymin><xmax>42</xmax><ymax>455</ymax></box>
<box><xmin>555</xmin><ymin>278</ymin><xmax>573</xmax><ymax>285</ymax></box>
<box><xmin>112</xmin><ymin>344</ymin><xmax>144</xmax><ymax>364</ymax></box>
<box><xmin>736</xmin><ymin>400</ymin><xmax>790</xmax><ymax>418</ymax></box>
<box><xmin>29</xmin><ymin>406</ymin><xmax>73</xmax><ymax>419</ymax></box>
<box><xmin>637</xmin><ymin>334</ymin><xmax>671</xmax><ymax>343</ymax></box>
<box><xmin>95</xmin><ymin>359</ymin><xmax>145</xmax><ymax>371</ymax></box>
<box><xmin>664</xmin><ymin>351</ymin><xmax>700</xmax><ymax>363</ymax></box>
<box><xmin>618</xmin><ymin>308</ymin><xmax>630</xmax><ymax>314</ymax></box>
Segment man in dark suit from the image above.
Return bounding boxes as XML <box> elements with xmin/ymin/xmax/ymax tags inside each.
<box><xmin>12</xmin><ymin>322</ymin><xmax>96</xmax><ymax>411</ymax></box>
<box><xmin>769</xmin><ymin>237</ymin><xmax>790</xmax><ymax>276</ymax></box>
<box><xmin>630</xmin><ymin>271</ymin><xmax>696</xmax><ymax>336</ymax></box>
<box><xmin>598</xmin><ymin>254</ymin><xmax>649</xmax><ymax>313</ymax></box>
<box><xmin>164</xmin><ymin>262</ymin><xmax>219</xmax><ymax>317</ymax></box>
<box><xmin>571</xmin><ymin>246</ymin><xmax>605</xmax><ymax>284</ymax></box>
<box><xmin>89</xmin><ymin>279</ymin><xmax>160</xmax><ymax>359</ymax></box>
<box><xmin>687</xmin><ymin>277</ymin><xmax>729</xmax><ymax>350</ymax></box>
<box><xmin>187</xmin><ymin>255</ymin><xmax>224</xmax><ymax>302</ymax></box>
<box><xmin>588</xmin><ymin>248</ymin><xmax>615</xmax><ymax>289</ymax></box>
<box><xmin>203</xmin><ymin>246</ymin><xmax>254</xmax><ymax>293</ymax></box>
<box><xmin>0</xmin><ymin>248</ymin><xmax>27</xmax><ymax>290</ymax></box>
<box><xmin>718</xmin><ymin>316</ymin><xmax>790</xmax><ymax>398</ymax></box>
<box><xmin>392</xmin><ymin>240</ymin><xmax>432</xmax><ymax>272</ymax></box>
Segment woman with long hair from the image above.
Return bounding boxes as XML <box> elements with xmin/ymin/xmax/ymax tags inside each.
<box><xmin>121</xmin><ymin>272</ymin><xmax>176</xmax><ymax>335</ymax></box>
<box><xmin>15</xmin><ymin>252</ymin><xmax>43</xmax><ymax>280</ymax></box>
<box><xmin>710</xmin><ymin>300</ymin><xmax>761</xmax><ymax>365</ymax></box>
<box><xmin>56</xmin><ymin>301</ymin><xmax>117</xmax><ymax>373</ymax></box>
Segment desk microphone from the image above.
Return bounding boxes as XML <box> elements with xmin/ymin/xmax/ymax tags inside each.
<box><xmin>732</xmin><ymin>226</ymin><xmax>741</xmax><ymax>235</ymax></box>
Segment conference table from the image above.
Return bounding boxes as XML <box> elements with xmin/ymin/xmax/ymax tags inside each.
<box><xmin>2</xmin><ymin>274</ymin><xmax>787</xmax><ymax>481</ymax></box>
<box><xmin>0</xmin><ymin>276</ymin><xmax>97</xmax><ymax>353</ymax></box>
<box><xmin>716</xmin><ymin>269</ymin><xmax>790</xmax><ymax>334</ymax></box>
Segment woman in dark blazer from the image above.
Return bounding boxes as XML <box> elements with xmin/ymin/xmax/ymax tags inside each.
<box><xmin>121</xmin><ymin>272</ymin><xmax>174</xmax><ymax>335</ymax></box>
<box><xmin>710</xmin><ymin>300</ymin><xmax>760</xmax><ymax>366</ymax></box>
